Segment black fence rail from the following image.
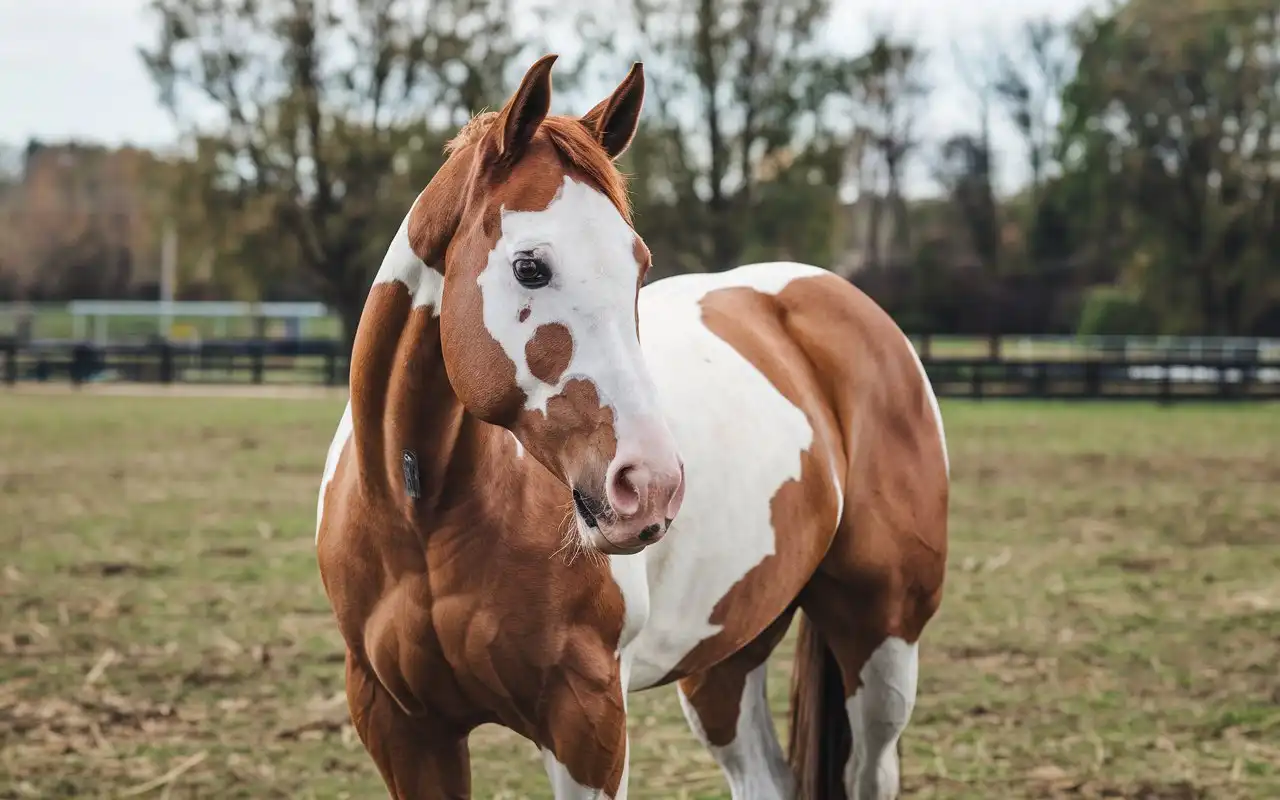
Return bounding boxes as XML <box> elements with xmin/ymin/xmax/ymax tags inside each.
<box><xmin>925</xmin><ymin>358</ymin><xmax>1280</xmax><ymax>401</ymax></box>
<box><xmin>1</xmin><ymin>338</ymin><xmax>345</xmax><ymax>387</ymax></box>
<box><xmin>3</xmin><ymin>338</ymin><xmax>1279</xmax><ymax>401</ymax></box>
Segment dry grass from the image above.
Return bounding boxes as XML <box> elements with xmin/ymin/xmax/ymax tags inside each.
<box><xmin>1</xmin><ymin>393</ymin><xmax>1277</xmax><ymax>799</ymax></box>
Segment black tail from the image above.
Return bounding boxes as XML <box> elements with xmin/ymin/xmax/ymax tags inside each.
<box><xmin>788</xmin><ymin>613</ymin><xmax>851</xmax><ymax>800</ymax></box>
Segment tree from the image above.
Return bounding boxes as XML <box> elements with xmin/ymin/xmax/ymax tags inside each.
<box><xmin>846</xmin><ymin>32</ymin><xmax>929</xmax><ymax>271</ymax></box>
<box><xmin>990</xmin><ymin>18</ymin><xmax>1075</xmax><ymax>265</ymax></box>
<box><xmin>140</xmin><ymin>0</ymin><xmax>524</xmax><ymax>350</ymax></box>
<box><xmin>933</xmin><ymin>133</ymin><xmax>1000</xmax><ymax>273</ymax></box>
<box><xmin>992</xmin><ymin>19</ymin><xmax>1073</xmax><ymax>211</ymax></box>
<box><xmin>595</xmin><ymin>0</ymin><xmax>860</xmax><ymax>274</ymax></box>
<box><xmin>1061</xmin><ymin>0</ymin><xmax>1280</xmax><ymax>334</ymax></box>
<box><xmin>0</xmin><ymin>143</ymin><xmax>171</xmax><ymax>302</ymax></box>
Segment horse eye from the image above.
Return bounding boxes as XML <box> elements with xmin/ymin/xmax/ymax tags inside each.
<box><xmin>513</xmin><ymin>257</ymin><xmax>551</xmax><ymax>289</ymax></box>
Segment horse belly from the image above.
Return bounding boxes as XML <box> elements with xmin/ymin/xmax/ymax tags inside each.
<box><xmin>621</xmin><ymin>267</ymin><xmax>841</xmax><ymax>690</ymax></box>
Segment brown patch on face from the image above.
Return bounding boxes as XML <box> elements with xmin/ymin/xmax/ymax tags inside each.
<box><xmin>514</xmin><ymin>378</ymin><xmax>617</xmax><ymax>492</ymax></box>
<box><xmin>526</xmin><ymin>323</ymin><xmax>573</xmax><ymax>384</ymax></box>
<box><xmin>484</xmin><ymin>141</ymin><xmax>567</xmax><ymax>215</ymax></box>
<box><xmin>448</xmin><ymin>111</ymin><xmax>631</xmax><ymax>222</ymax></box>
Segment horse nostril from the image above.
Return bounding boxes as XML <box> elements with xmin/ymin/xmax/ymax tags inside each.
<box><xmin>607</xmin><ymin>463</ymin><xmax>646</xmax><ymax>517</ymax></box>
<box><xmin>638</xmin><ymin>523</ymin><xmax>661</xmax><ymax>542</ymax></box>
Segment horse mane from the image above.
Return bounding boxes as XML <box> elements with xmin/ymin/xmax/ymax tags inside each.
<box><xmin>447</xmin><ymin>111</ymin><xmax>632</xmax><ymax>224</ymax></box>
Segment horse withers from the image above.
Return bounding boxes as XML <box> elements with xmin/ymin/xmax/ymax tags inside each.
<box><xmin>315</xmin><ymin>54</ymin><xmax>949</xmax><ymax>800</ymax></box>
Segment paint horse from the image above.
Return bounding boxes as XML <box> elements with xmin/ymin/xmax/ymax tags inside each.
<box><xmin>315</xmin><ymin>54</ymin><xmax>948</xmax><ymax>800</ymax></box>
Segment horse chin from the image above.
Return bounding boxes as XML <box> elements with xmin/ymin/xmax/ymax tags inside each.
<box><xmin>578</xmin><ymin>519</ymin><xmax>647</xmax><ymax>557</ymax></box>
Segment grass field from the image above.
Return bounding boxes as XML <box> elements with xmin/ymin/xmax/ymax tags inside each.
<box><xmin>1</xmin><ymin>392</ymin><xmax>1278</xmax><ymax>799</ymax></box>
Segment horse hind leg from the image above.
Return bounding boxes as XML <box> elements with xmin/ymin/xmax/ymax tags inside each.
<box><xmin>790</xmin><ymin>545</ymin><xmax>940</xmax><ymax>800</ymax></box>
<box><xmin>676</xmin><ymin>611</ymin><xmax>795</xmax><ymax>800</ymax></box>
<box><xmin>844</xmin><ymin>633</ymin><xmax>919</xmax><ymax>799</ymax></box>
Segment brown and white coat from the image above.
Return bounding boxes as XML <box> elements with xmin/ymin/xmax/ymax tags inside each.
<box><xmin>316</xmin><ymin>55</ymin><xmax>948</xmax><ymax>800</ymax></box>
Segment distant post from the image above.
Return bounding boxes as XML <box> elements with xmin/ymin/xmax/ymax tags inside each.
<box><xmin>159</xmin><ymin>220</ymin><xmax>177</xmax><ymax>340</ymax></box>
<box><xmin>2</xmin><ymin>339</ymin><xmax>16</xmax><ymax>386</ymax></box>
<box><xmin>324</xmin><ymin>341</ymin><xmax>338</xmax><ymax>386</ymax></box>
<box><xmin>158</xmin><ymin>341</ymin><xmax>174</xmax><ymax>384</ymax></box>
<box><xmin>251</xmin><ymin>341</ymin><xmax>265</xmax><ymax>384</ymax></box>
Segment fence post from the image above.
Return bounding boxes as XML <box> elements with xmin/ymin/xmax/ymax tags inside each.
<box><xmin>1084</xmin><ymin>361</ymin><xmax>1101</xmax><ymax>398</ymax></box>
<box><xmin>1159</xmin><ymin>361</ymin><xmax>1173</xmax><ymax>405</ymax></box>
<box><xmin>324</xmin><ymin>343</ymin><xmax>338</xmax><ymax>386</ymax></box>
<box><xmin>2</xmin><ymin>339</ymin><xmax>15</xmax><ymax>386</ymax></box>
<box><xmin>70</xmin><ymin>343</ymin><xmax>93</xmax><ymax>387</ymax></box>
<box><xmin>919</xmin><ymin>333</ymin><xmax>932</xmax><ymax>360</ymax></box>
<box><xmin>970</xmin><ymin>362</ymin><xmax>984</xmax><ymax>400</ymax></box>
<box><xmin>251</xmin><ymin>341</ymin><xmax>265</xmax><ymax>385</ymax></box>
<box><xmin>158</xmin><ymin>342</ymin><xmax>174</xmax><ymax>384</ymax></box>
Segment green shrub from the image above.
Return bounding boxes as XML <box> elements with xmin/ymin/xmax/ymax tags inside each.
<box><xmin>1077</xmin><ymin>286</ymin><xmax>1158</xmax><ymax>336</ymax></box>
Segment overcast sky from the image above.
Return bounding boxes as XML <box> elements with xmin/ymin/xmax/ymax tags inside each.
<box><xmin>0</xmin><ymin>0</ymin><xmax>1103</xmax><ymax>194</ymax></box>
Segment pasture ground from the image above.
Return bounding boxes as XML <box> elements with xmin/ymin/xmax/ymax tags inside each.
<box><xmin>1</xmin><ymin>392</ymin><xmax>1277</xmax><ymax>799</ymax></box>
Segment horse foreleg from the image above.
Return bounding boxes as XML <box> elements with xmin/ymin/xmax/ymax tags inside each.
<box><xmin>539</xmin><ymin>652</ymin><xmax>630</xmax><ymax>799</ymax></box>
<box><xmin>345</xmin><ymin>649</ymin><xmax>471</xmax><ymax>799</ymax></box>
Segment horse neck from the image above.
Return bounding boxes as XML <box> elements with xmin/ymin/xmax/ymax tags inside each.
<box><xmin>347</xmin><ymin>219</ymin><xmax>487</xmax><ymax>518</ymax></box>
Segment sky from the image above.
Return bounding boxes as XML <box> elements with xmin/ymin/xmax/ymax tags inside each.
<box><xmin>0</xmin><ymin>0</ymin><xmax>1103</xmax><ymax>194</ymax></box>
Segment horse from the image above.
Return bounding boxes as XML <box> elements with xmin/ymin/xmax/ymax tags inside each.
<box><xmin>315</xmin><ymin>54</ymin><xmax>949</xmax><ymax>800</ymax></box>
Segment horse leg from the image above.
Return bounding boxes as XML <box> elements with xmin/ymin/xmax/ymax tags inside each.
<box><xmin>539</xmin><ymin>660</ymin><xmax>631</xmax><ymax>799</ymax></box>
<box><xmin>345</xmin><ymin>650</ymin><xmax>471</xmax><ymax>799</ymax></box>
<box><xmin>542</xmin><ymin>748</ymin><xmax>627</xmax><ymax>800</ymax></box>
<box><xmin>676</xmin><ymin>611</ymin><xmax>795</xmax><ymax>799</ymax></box>
<box><xmin>795</xmin><ymin>562</ymin><xmax>940</xmax><ymax>800</ymax></box>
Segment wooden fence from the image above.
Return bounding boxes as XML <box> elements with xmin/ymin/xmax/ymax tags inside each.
<box><xmin>3</xmin><ymin>338</ymin><xmax>1279</xmax><ymax>402</ymax></box>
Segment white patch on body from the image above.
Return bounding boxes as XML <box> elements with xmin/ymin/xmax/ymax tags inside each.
<box><xmin>475</xmin><ymin>176</ymin><xmax>660</xmax><ymax>439</ymax></box>
<box><xmin>315</xmin><ymin>401</ymin><xmax>353</xmax><ymax>543</ymax></box>
<box><xmin>901</xmin><ymin>333</ymin><xmax>949</xmax><ymax>476</ymax></box>
<box><xmin>677</xmin><ymin>664</ymin><xmax>794</xmax><ymax>799</ymax></box>
<box><xmin>623</xmin><ymin>262</ymin><xmax>835</xmax><ymax>689</ymax></box>
<box><xmin>372</xmin><ymin>191</ymin><xmax>444</xmax><ymax>313</ymax></box>
<box><xmin>844</xmin><ymin>637</ymin><xmax>919</xmax><ymax>800</ymax></box>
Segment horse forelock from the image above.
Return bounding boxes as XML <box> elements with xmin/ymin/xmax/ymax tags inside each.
<box><xmin>446</xmin><ymin>111</ymin><xmax>632</xmax><ymax>224</ymax></box>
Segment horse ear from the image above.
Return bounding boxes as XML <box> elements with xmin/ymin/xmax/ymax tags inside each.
<box><xmin>581</xmin><ymin>62</ymin><xmax>645</xmax><ymax>160</ymax></box>
<box><xmin>496</xmin><ymin>54</ymin><xmax>557</xmax><ymax>159</ymax></box>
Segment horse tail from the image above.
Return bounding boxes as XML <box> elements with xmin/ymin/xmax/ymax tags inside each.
<box><xmin>788</xmin><ymin>612</ymin><xmax>850</xmax><ymax>800</ymax></box>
